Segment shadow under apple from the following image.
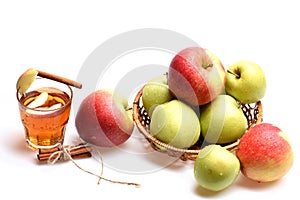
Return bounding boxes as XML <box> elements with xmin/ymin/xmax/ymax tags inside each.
<box><xmin>193</xmin><ymin>184</ymin><xmax>228</xmax><ymax>198</ymax></box>
<box><xmin>235</xmin><ymin>174</ymin><xmax>281</xmax><ymax>190</ymax></box>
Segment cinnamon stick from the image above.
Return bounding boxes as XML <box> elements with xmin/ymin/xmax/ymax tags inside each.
<box><xmin>39</xmin><ymin>147</ymin><xmax>60</xmax><ymax>154</ymax></box>
<box><xmin>37</xmin><ymin>70</ymin><xmax>82</xmax><ymax>89</ymax></box>
<box><xmin>37</xmin><ymin>152</ymin><xmax>92</xmax><ymax>161</ymax></box>
<box><xmin>37</xmin><ymin>145</ymin><xmax>92</xmax><ymax>162</ymax></box>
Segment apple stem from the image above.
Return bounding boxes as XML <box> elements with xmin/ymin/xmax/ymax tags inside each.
<box><xmin>203</xmin><ymin>63</ymin><xmax>213</xmax><ymax>69</ymax></box>
<box><xmin>227</xmin><ymin>69</ymin><xmax>240</xmax><ymax>79</ymax></box>
<box><xmin>237</xmin><ymin>101</ymin><xmax>242</xmax><ymax>109</ymax></box>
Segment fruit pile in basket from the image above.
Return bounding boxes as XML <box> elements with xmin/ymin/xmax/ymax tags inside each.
<box><xmin>75</xmin><ymin>47</ymin><xmax>294</xmax><ymax>192</ymax></box>
<box><xmin>133</xmin><ymin>47</ymin><xmax>266</xmax><ymax>157</ymax></box>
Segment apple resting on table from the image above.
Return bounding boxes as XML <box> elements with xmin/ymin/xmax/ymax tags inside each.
<box><xmin>236</xmin><ymin>123</ymin><xmax>294</xmax><ymax>182</ymax></box>
<box><xmin>194</xmin><ymin>144</ymin><xmax>240</xmax><ymax>191</ymax></box>
<box><xmin>168</xmin><ymin>47</ymin><xmax>226</xmax><ymax>106</ymax></box>
<box><xmin>75</xmin><ymin>89</ymin><xmax>134</xmax><ymax>147</ymax></box>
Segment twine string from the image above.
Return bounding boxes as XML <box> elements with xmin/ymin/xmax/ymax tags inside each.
<box><xmin>47</xmin><ymin>144</ymin><xmax>140</xmax><ymax>187</ymax></box>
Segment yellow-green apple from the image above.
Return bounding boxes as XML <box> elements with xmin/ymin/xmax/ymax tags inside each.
<box><xmin>194</xmin><ymin>144</ymin><xmax>240</xmax><ymax>191</ymax></box>
<box><xmin>200</xmin><ymin>95</ymin><xmax>248</xmax><ymax>144</ymax></box>
<box><xmin>150</xmin><ymin>99</ymin><xmax>200</xmax><ymax>148</ymax></box>
<box><xmin>168</xmin><ymin>47</ymin><xmax>226</xmax><ymax>106</ymax></box>
<box><xmin>236</xmin><ymin>123</ymin><xmax>294</xmax><ymax>182</ymax></box>
<box><xmin>142</xmin><ymin>74</ymin><xmax>173</xmax><ymax>116</ymax></box>
<box><xmin>225</xmin><ymin>60</ymin><xmax>266</xmax><ymax>104</ymax></box>
<box><xmin>75</xmin><ymin>89</ymin><xmax>134</xmax><ymax>147</ymax></box>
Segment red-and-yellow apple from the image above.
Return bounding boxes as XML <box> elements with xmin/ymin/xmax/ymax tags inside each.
<box><xmin>225</xmin><ymin>60</ymin><xmax>266</xmax><ymax>104</ymax></box>
<box><xmin>168</xmin><ymin>47</ymin><xmax>226</xmax><ymax>106</ymax></box>
<box><xmin>75</xmin><ymin>89</ymin><xmax>134</xmax><ymax>147</ymax></box>
<box><xmin>236</xmin><ymin>123</ymin><xmax>294</xmax><ymax>182</ymax></box>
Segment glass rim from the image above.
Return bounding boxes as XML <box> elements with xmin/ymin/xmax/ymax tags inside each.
<box><xmin>16</xmin><ymin>78</ymin><xmax>73</xmax><ymax>112</ymax></box>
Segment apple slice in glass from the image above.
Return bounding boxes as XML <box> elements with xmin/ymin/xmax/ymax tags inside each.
<box><xmin>27</xmin><ymin>92</ymin><xmax>48</xmax><ymax>109</ymax></box>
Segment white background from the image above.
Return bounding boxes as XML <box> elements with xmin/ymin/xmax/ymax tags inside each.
<box><xmin>1</xmin><ymin>0</ymin><xmax>299</xmax><ymax>199</ymax></box>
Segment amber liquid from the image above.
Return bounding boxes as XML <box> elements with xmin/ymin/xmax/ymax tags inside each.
<box><xmin>18</xmin><ymin>87</ymin><xmax>71</xmax><ymax>149</ymax></box>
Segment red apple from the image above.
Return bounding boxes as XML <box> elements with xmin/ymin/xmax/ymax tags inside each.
<box><xmin>236</xmin><ymin>123</ymin><xmax>294</xmax><ymax>182</ymax></box>
<box><xmin>75</xmin><ymin>89</ymin><xmax>134</xmax><ymax>147</ymax></box>
<box><xmin>168</xmin><ymin>47</ymin><xmax>226</xmax><ymax>106</ymax></box>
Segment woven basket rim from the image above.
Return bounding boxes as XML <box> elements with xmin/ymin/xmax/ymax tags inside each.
<box><xmin>132</xmin><ymin>85</ymin><xmax>263</xmax><ymax>160</ymax></box>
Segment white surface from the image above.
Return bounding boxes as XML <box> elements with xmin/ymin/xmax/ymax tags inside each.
<box><xmin>1</xmin><ymin>0</ymin><xmax>299</xmax><ymax>199</ymax></box>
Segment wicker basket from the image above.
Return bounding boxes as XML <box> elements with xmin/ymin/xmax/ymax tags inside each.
<box><xmin>132</xmin><ymin>86</ymin><xmax>263</xmax><ymax>161</ymax></box>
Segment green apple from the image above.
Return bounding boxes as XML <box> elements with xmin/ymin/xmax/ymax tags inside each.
<box><xmin>200</xmin><ymin>95</ymin><xmax>248</xmax><ymax>144</ymax></box>
<box><xmin>225</xmin><ymin>60</ymin><xmax>267</xmax><ymax>104</ymax></box>
<box><xmin>194</xmin><ymin>144</ymin><xmax>240</xmax><ymax>191</ymax></box>
<box><xmin>142</xmin><ymin>74</ymin><xmax>173</xmax><ymax>116</ymax></box>
<box><xmin>150</xmin><ymin>99</ymin><xmax>200</xmax><ymax>148</ymax></box>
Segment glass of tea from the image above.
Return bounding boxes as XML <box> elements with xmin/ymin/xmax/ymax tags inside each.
<box><xmin>17</xmin><ymin>77</ymin><xmax>73</xmax><ymax>150</ymax></box>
